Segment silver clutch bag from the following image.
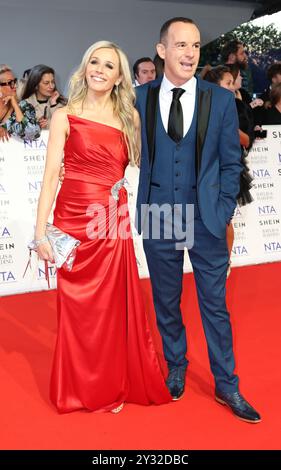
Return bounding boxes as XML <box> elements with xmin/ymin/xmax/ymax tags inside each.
<box><xmin>28</xmin><ymin>222</ymin><xmax>81</xmax><ymax>271</ymax></box>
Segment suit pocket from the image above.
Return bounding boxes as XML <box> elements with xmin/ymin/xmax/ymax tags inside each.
<box><xmin>150</xmin><ymin>182</ymin><xmax>160</xmax><ymax>188</ymax></box>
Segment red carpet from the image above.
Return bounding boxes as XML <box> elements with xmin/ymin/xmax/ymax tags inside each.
<box><xmin>0</xmin><ymin>262</ymin><xmax>280</xmax><ymax>450</ymax></box>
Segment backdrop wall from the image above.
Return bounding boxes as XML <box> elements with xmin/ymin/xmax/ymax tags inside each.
<box><xmin>0</xmin><ymin>0</ymin><xmax>257</xmax><ymax>89</ymax></box>
<box><xmin>1</xmin><ymin>125</ymin><xmax>280</xmax><ymax>296</ymax></box>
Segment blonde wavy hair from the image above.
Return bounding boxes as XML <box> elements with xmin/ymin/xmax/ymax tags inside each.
<box><xmin>67</xmin><ymin>41</ymin><xmax>138</xmax><ymax>165</ymax></box>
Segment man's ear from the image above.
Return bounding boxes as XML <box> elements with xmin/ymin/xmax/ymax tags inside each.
<box><xmin>156</xmin><ymin>43</ymin><xmax>165</xmax><ymax>60</ymax></box>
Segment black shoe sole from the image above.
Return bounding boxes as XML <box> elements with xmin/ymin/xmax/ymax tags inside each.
<box><xmin>215</xmin><ymin>396</ymin><xmax>261</xmax><ymax>423</ymax></box>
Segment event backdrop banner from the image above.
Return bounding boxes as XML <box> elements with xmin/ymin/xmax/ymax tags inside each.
<box><xmin>1</xmin><ymin>126</ymin><xmax>281</xmax><ymax>296</ymax></box>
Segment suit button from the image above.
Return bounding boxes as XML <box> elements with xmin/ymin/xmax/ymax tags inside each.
<box><xmin>175</xmin><ymin>173</ymin><xmax>180</xmax><ymax>177</ymax></box>
<box><xmin>175</xmin><ymin>160</ymin><xmax>179</xmax><ymax>163</ymax></box>
<box><xmin>175</xmin><ymin>187</ymin><xmax>179</xmax><ymax>191</ymax></box>
<box><xmin>176</xmin><ymin>144</ymin><xmax>181</xmax><ymax>150</ymax></box>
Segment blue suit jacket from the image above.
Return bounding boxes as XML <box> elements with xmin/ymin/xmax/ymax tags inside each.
<box><xmin>135</xmin><ymin>76</ymin><xmax>242</xmax><ymax>239</ymax></box>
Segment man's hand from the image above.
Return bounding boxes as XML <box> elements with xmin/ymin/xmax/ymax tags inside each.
<box><xmin>59</xmin><ymin>163</ymin><xmax>65</xmax><ymax>183</ymax></box>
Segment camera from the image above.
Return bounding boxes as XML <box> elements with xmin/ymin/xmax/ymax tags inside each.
<box><xmin>254</xmin><ymin>129</ymin><xmax>267</xmax><ymax>139</ymax></box>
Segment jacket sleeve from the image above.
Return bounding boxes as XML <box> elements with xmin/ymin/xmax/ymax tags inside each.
<box><xmin>218</xmin><ymin>93</ymin><xmax>243</xmax><ymax>223</ymax></box>
<box><xmin>4</xmin><ymin>100</ymin><xmax>41</xmax><ymax>141</ymax></box>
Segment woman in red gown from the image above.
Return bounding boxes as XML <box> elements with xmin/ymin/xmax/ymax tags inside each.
<box><xmin>34</xmin><ymin>41</ymin><xmax>171</xmax><ymax>413</ymax></box>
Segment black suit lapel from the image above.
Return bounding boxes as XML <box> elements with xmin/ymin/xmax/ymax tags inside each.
<box><xmin>196</xmin><ymin>87</ymin><xmax>212</xmax><ymax>177</ymax></box>
<box><xmin>145</xmin><ymin>84</ymin><xmax>160</xmax><ymax>167</ymax></box>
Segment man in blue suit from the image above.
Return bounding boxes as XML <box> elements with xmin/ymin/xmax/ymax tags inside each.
<box><xmin>135</xmin><ymin>17</ymin><xmax>261</xmax><ymax>423</ymax></box>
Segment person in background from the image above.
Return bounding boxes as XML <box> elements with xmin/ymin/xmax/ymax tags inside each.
<box><xmin>203</xmin><ymin>65</ymin><xmax>252</xmax><ymax>148</ymax></box>
<box><xmin>203</xmin><ymin>65</ymin><xmax>254</xmax><ymax>275</ymax></box>
<box><xmin>153</xmin><ymin>53</ymin><xmax>164</xmax><ymax>78</ymax></box>
<box><xmin>260</xmin><ymin>62</ymin><xmax>281</xmax><ymax>104</ymax></box>
<box><xmin>16</xmin><ymin>68</ymin><xmax>31</xmax><ymax>101</ymax></box>
<box><xmin>221</xmin><ymin>39</ymin><xmax>253</xmax><ymax>96</ymax></box>
<box><xmin>252</xmin><ymin>64</ymin><xmax>281</xmax><ymax>127</ymax></box>
<box><xmin>262</xmin><ymin>83</ymin><xmax>281</xmax><ymax>125</ymax></box>
<box><xmin>0</xmin><ymin>64</ymin><xmax>40</xmax><ymax>142</ymax></box>
<box><xmin>227</xmin><ymin>63</ymin><xmax>255</xmax><ymax>148</ymax></box>
<box><xmin>133</xmin><ymin>57</ymin><xmax>156</xmax><ymax>86</ymax></box>
<box><xmin>22</xmin><ymin>64</ymin><xmax>67</xmax><ymax>129</ymax></box>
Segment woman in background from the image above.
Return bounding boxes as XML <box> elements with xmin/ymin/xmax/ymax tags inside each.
<box><xmin>22</xmin><ymin>64</ymin><xmax>67</xmax><ymax>129</ymax></box>
<box><xmin>203</xmin><ymin>65</ymin><xmax>254</xmax><ymax>276</ymax></box>
<box><xmin>262</xmin><ymin>83</ymin><xmax>281</xmax><ymax>125</ymax></box>
<box><xmin>0</xmin><ymin>64</ymin><xmax>40</xmax><ymax>142</ymax></box>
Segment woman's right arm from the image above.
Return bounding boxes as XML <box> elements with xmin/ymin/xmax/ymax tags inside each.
<box><xmin>35</xmin><ymin>108</ymin><xmax>69</xmax><ymax>260</ymax></box>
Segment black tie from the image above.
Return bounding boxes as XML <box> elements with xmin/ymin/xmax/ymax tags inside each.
<box><xmin>168</xmin><ymin>88</ymin><xmax>185</xmax><ymax>142</ymax></box>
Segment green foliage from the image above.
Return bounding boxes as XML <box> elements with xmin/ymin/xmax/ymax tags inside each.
<box><xmin>199</xmin><ymin>22</ymin><xmax>281</xmax><ymax>67</ymax></box>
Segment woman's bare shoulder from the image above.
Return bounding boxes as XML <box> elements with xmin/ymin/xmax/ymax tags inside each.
<box><xmin>49</xmin><ymin>106</ymin><xmax>70</xmax><ymax>135</ymax></box>
<box><xmin>52</xmin><ymin>106</ymin><xmax>69</xmax><ymax>119</ymax></box>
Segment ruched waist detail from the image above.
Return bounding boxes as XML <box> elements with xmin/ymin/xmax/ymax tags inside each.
<box><xmin>64</xmin><ymin>170</ymin><xmax>124</xmax><ymax>188</ymax></box>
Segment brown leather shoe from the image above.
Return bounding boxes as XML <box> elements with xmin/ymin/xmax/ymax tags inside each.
<box><xmin>215</xmin><ymin>390</ymin><xmax>261</xmax><ymax>423</ymax></box>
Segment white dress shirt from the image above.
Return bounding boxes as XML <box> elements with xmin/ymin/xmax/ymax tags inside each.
<box><xmin>159</xmin><ymin>74</ymin><xmax>197</xmax><ymax>137</ymax></box>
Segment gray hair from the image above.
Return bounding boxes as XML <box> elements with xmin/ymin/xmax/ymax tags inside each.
<box><xmin>0</xmin><ymin>64</ymin><xmax>12</xmax><ymax>75</ymax></box>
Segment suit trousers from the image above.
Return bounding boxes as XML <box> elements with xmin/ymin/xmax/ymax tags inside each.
<box><xmin>143</xmin><ymin>204</ymin><xmax>239</xmax><ymax>392</ymax></box>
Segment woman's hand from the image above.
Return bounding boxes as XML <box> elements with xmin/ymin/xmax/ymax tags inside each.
<box><xmin>235</xmin><ymin>90</ymin><xmax>242</xmax><ymax>101</ymax></box>
<box><xmin>0</xmin><ymin>127</ymin><xmax>9</xmax><ymax>142</ymax></box>
<box><xmin>50</xmin><ymin>90</ymin><xmax>60</xmax><ymax>106</ymax></box>
<box><xmin>37</xmin><ymin>240</ymin><xmax>54</xmax><ymax>263</ymax></box>
<box><xmin>250</xmin><ymin>98</ymin><xmax>263</xmax><ymax>109</ymax></box>
<box><xmin>2</xmin><ymin>94</ymin><xmax>18</xmax><ymax>109</ymax></box>
<box><xmin>2</xmin><ymin>95</ymin><xmax>24</xmax><ymax>122</ymax></box>
<box><xmin>38</xmin><ymin>117</ymin><xmax>48</xmax><ymax>128</ymax></box>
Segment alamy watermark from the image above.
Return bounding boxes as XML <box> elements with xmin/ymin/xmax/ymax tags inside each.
<box><xmin>85</xmin><ymin>197</ymin><xmax>195</xmax><ymax>250</ymax></box>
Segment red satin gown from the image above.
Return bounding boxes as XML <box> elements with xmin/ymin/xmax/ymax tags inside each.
<box><xmin>51</xmin><ymin>115</ymin><xmax>171</xmax><ymax>413</ymax></box>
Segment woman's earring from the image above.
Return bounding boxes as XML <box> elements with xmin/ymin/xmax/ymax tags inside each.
<box><xmin>115</xmin><ymin>83</ymin><xmax>119</xmax><ymax>94</ymax></box>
